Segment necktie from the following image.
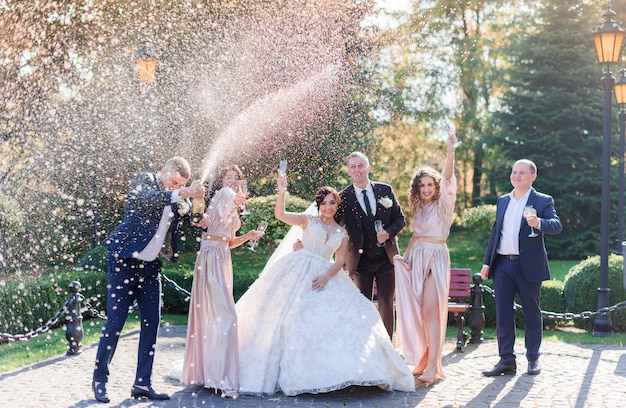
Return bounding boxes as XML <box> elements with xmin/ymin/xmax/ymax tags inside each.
<box><xmin>362</xmin><ymin>190</ymin><xmax>373</xmax><ymax>217</ymax></box>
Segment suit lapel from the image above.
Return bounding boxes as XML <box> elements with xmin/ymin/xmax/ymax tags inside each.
<box><xmin>497</xmin><ymin>195</ymin><xmax>510</xmax><ymax>227</ymax></box>
<box><xmin>372</xmin><ymin>183</ymin><xmax>381</xmax><ymax>214</ymax></box>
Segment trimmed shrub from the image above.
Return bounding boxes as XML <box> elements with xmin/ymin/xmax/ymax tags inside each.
<box><xmin>76</xmin><ymin>245</ymin><xmax>109</xmax><ymax>272</ymax></box>
<box><xmin>0</xmin><ymin>269</ymin><xmax>108</xmax><ymax>334</ymax></box>
<box><xmin>461</xmin><ymin>205</ymin><xmax>496</xmax><ymax>235</ymax></box>
<box><xmin>541</xmin><ymin>279</ymin><xmax>566</xmax><ymax>329</ymax></box>
<box><xmin>563</xmin><ymin>254</ymin><xmax>626</xmax><ymax>332</ymax></box>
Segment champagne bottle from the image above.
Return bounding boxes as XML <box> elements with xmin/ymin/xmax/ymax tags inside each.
<box><xmin>191</xmin><ymin>197</ymin><xmax>205</xmax><ymax>224</ymax></box>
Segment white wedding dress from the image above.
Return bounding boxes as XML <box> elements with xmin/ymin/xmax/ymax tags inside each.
<box><xmin>235</xmin><ymin>215</ymin><xmax>415</xmax><ymax>396</ymax></box>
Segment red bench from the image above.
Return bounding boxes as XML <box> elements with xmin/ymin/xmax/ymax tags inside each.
<box><xmin>371</xmin><ymin>267</ymin><xmax>472</xmax><ymax>352</ymax></box>
<box><xmin>448</xmin><ymin>268</ymin><xmax>472</xmax><ymax>352</ymax></box>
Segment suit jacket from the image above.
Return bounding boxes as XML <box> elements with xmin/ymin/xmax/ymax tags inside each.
<box><xmin>103</xmin><ymin>172</ymin><xmax>184</xmax><ymax>262</ymax></box>
<box><xmin>482</xmin><ymin>188</ymin><xmax>562</xmax><ymax>283</ymax></box>
<box><xmin>337</xmin><ymin>182</ymin><xmax>406</xmax><ymax>274</ymax></box>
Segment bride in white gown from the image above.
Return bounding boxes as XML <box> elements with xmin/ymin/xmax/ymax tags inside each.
<box><xmin>235</xmin><ymin>174</ymin><xmax>415</xmax><ymax>396</ymax></box>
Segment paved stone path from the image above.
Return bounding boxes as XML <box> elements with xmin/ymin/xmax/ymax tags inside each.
<box><xmin>1</xmin><ymin>324</ymin><xmax>624</xmax><ymax>407</ymax></box>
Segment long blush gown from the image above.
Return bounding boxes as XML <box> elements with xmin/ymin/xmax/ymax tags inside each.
<box><xmin>235</xmin><ymin>215</ymin><xmax>415</xmax><ymax>396</ymax></box>
<box><xmin>179</xmin><ymin>186</ymin><xmax>241</xmax><ymax>390</ymax></box>
<box><xmin>394</xmin><ymin>174</ymin><xmax>457</xmax><ymax>378</ymax></box>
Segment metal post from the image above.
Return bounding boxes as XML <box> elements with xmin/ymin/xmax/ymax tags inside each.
<box><xmin>468</xmin><ymin>273</ymin><xmax>485</xmax><ymax>344</ymax></box>
<box><xmin>65</xmin><ymin>281</ymin><xmax>84</xmax><ymax>355</ymax></box>
<box><xmin>593</xmin><ymin>71</ymin><xmax>614</xmax><ymax>336</ymax></box>
<box><xmin>617</xmin><ymin>108</ymin><xmax>625</xmax><ymax>255</ymax></box>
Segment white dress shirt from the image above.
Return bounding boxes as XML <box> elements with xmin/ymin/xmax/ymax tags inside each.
<box><xmin>497</xmin><ymin>189</ymin><xmax>531</xmax><ymax>256</ymax></box>
<box><xmin>136</xmin><ymin>190</ymin><xmax>181</xmax><ymax>261</ymax></box>
<box><xmin>354</xmin><ymin>181</ymin><xmax>376</xmax><ymax>217</ymax></box>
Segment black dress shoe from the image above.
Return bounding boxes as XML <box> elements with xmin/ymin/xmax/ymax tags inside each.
<box><xmin>527</xmin><ymin>360</ymin><xmax>541</xmax><ymax>375</ymax></box>
<box><xmin>131</xmin><ymin>385</ymin><xmax>170</xmax><ymax>400</ymax></box>
<box><xmin>482</xmin><ymin>361</ymin><xmax>517</xmax><ymax>377</ymax></box>
<box><xmin>92</xmin><ymin>381</ymin><xmax>110</xmax><ymax>403</ymax></box>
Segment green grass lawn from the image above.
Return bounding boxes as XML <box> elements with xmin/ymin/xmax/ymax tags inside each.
<box><xmin>0</xmin><ymin>313</ymin><xmax>189</xmax><ymax>374</ymax></box>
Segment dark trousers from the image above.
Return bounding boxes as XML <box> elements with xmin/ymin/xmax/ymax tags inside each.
<box><xmin>93</xmin><ymin>255</ymin><xmax>162</xmax><ymax>386</ymax></box>
<box><xmin>353</xmin><ymin>246</ymin><xmax>395</xmax><ymax>339</ymax></box>
<box><xmin>493</xmin><ymin>257</ymin><xmax>543</xmax><ymax>363</ymax></box>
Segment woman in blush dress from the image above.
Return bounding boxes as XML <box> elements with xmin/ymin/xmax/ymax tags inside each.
<box><xmin>394</xmin><ymin>128</ymin><xmax>458</xmax><ymax>385</ymax></box>
<box><xmin>179</xmin><ymin>165</ymin><xmax>263</xmax><ymax>399</ymax></box>
<box><xmin>235</xmin><ymin>173</ymin><xmax>415</xmax><ymax>396</ymax></box>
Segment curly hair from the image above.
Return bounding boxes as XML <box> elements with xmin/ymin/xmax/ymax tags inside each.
<box><xmin>209</xmin><ymin>164</ymin><xmax>244</xmax><ymax>197</ymax></box>
<box><xmin>314</xmin><ymin>186</ymin><xmax>341</xmax><ymax>210</ymax></box>
<box><xmin>408</xmin><ymin>166</ymin><xmax>443</xmax><ymax>214</ymax></box>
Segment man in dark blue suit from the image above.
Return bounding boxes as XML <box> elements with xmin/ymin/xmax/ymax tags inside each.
<box><xmin>480</xmin><ymin>159</ymin><xmax>562</xmax><ymax>377</ymax></box>
<box><xmin>337</xmin><ymin>151</ymin><xmax>405</xmax><ymax>339</ymax></box>
<box><xmin>92</xmin><ymin>157</ymin><xmax>205</xmax><ymax>403</ymax></box>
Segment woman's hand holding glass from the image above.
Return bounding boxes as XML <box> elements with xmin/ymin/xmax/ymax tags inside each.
<box><xmin>247</xmin><ymin>220</ymin><xmax>268</xmax><ymax>252</ymax></box>
<box><xmin>445</xmin><ymin>124</ymin><xmax>459</xmax><ymax>150</ymax></box>
<box><xmin>234</xmin><ymin>191</ymin><xmax>247</xmax><ymax>207</ymax></box>
<box><xmin>195</xmin><ymin>214</ymin><xmax>211</xmax><ymax>228</ymax></box>
<box><xmin>236</xmin><ymin>180</ymin><xmax>251</xmax><ymax>215</ymax></box>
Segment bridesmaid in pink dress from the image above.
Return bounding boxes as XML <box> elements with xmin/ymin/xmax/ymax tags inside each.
<box><xmin>180</xmin><ymin>165</ymin><xmax>263</xmax><ymax>399</ymax></box>
<box><xmin>394</xmin><ymin>129</ymin><xmax>458</xmax><ymax>385</ymax></box>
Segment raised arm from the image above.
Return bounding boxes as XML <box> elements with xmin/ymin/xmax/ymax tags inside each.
<box><xmin>276</xmin><ymin>172</ymin><xmax>308</xmax><ymax>228</ymax></box>
<box><xmin>443</xmin><ymin>127</ymin><xmax>458</xmax><ymax>181</ymax></box>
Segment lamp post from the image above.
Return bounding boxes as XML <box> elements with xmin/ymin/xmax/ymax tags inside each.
<box><xmin>136</xmin><ymin>42</ymin><xmax>158</xmax><ymax>170</ymax></box>
<box><xmin>614</xmin><ymin>68</ymin><xmax>626</xmax><ymax>256</ymax></box>
<box><xmin>591</xmin><ymin>5</ymin><xmax>625</xmax><ymax>336</ymax></box>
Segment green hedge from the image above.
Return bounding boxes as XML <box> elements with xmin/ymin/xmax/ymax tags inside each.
<box><xmin>0</xmin><ymin>269</ymin><xmax>109</xmax><ymax>334</ymax></box>
<box><xmin>563</xmin><ymin>254</ymin><xmax>626</xmax><ymax>332</ymax></box>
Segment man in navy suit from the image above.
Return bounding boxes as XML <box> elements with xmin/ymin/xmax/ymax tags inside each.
<box><xmin>92</xmin><ymin>157</ymin><xmax>205</xmax><ymax>403</ymax></box>
<box><xmin>337</xmin><ymin>151</ymin><xmax>405</xmax><ymax>339</ymax></box>
<box><xmin>480</xmin><ymin>159</ymin><xmax>562</xmax><ymax>377</ymax></box>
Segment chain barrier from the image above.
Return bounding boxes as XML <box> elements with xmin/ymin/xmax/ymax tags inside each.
<box><xmin>162</xmin><ymin>273</ymin><xmax>191</xmax><ymax>299</ymax></box>
<box><xmin>481</xmin><ymin>285</ymin><xmax>626</xmax><ymax>320</ymax></box>
<box><xmin>0</xmin><ymin>297</ymin><xmax>71</xmax><ymax>343</ymax></box>
<box><xmin>0</xmin><ymin>272</ymin><xmax>190</xmax><ymax>345</ymax></box>
<box><xmin>3</xmin><ymin>276</ymin><xmax>626</xmax><ymax>345</ymax></box>
<box><xmin>82</xmin><ymin>295</ymin><xmax>107</xmax><ymax>320</ymax></box>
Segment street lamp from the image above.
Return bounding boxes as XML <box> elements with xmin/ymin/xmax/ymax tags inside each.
<box><xmin>614</xmin><ymin>67</ymin><xmax>626</xmax><ymax>256</ymax></box>
<box><xmin>591</xmin><ymin>5</ymin><xmax>625</xmax><ymax>336</ymax></box>
<box><xmin>136</xmin><ymin>42</ymin><xmax>158</xmax><ymax>169</ymax></box>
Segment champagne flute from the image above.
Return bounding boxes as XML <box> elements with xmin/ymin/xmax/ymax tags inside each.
<box><xmin>524</xmin><ymin>205</ymin><xmax>538</xmax><ymax>237</ymax></box>
<box><xmin>442</xmin><ymin>120</ymin><xmax>462</xmax><ymax>148</ymax></box>
<box><xmin>237</xmin><ymin>179</ymin><xmax>251</xmax><ymax>216</ymax></box>
<box><xmin>248</xmin><ymin>220</ymin><xmax>268</xmax><ymax>252</ymax></box>
<box><xmin>374</xmin><ymin>220</ymin><xmax>386</xmax><ymax>247</ymax></box>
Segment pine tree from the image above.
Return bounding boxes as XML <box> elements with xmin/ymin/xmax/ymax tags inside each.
<box><xmin>488</xmin><ymin>1</ymin><xmax>607</xmax><ymax>258</ymax></box>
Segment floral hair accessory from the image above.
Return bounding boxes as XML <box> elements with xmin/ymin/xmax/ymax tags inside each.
<box><xmin>176</xmin><ymin>200</ymin><xmax>191</xmax><ymax>216</ymax></box>
<box><xmin>378</xmin><ymin>196</ymin><xmax>393</xmax><ymax>209</ymax></box>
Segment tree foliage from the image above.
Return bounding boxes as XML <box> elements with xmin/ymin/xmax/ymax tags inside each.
<box><xmin>488</xmin><ymin>0</ymin><xmax>607</xmax><ymax>258</ymax></box>
<box><xmin>0</xmin><ymin>0</ymin><xmax>377</xmax><ymax>275</ymax></box>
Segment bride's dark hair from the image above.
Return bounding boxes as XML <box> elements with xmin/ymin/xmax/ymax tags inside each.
<box><xmin>314</xmin><ymin>186</ymin><xmax>341</xmax><ymax>209</ymax></box>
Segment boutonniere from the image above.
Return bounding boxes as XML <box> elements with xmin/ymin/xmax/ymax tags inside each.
<box><xmin>176</xmin><ymin>200</ymin><xmax>190</xmax><ymax>216</ymax></box>
<box><xmin>378</xmin><ymin>196</ymin><xmax>393</xmax><ymax>209</ymax></box>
